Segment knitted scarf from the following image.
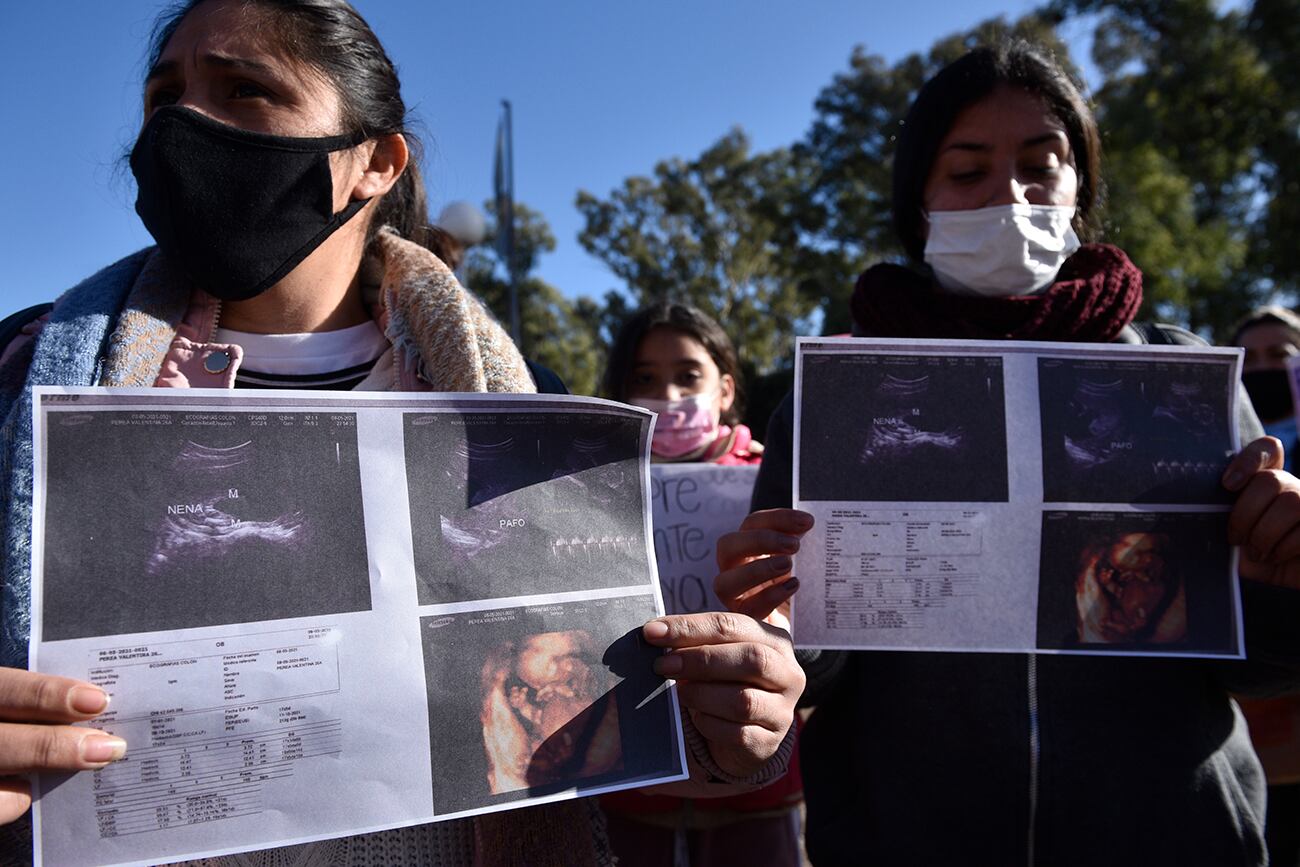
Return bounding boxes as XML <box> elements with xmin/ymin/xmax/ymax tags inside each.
<box><xmin>0</xmin><ymin>236</ymin><xmax>612</xmax><ymax>867</ymax></box>
<box><xmin>849</xmin><ymin>243</ymin><xmax>1144</xmax><ymax>341</ymax></box>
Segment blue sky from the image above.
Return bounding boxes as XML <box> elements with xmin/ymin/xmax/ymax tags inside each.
<box><xmin>2</xmin><ymin>0</ymin><xmax>1073</xmax><ymax>313</ymax></box>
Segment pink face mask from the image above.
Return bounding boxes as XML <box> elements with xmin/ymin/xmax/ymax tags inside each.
<box><xmin>630</xmin><ymin>393</ymin><xmax>721</xmax><ymax>458</ymax></box>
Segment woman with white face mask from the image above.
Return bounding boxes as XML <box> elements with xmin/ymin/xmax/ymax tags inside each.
<box><xmin>713</xmin><ymin>42</ymin><xmax>1300</xmax><ymax>867</ymax></box>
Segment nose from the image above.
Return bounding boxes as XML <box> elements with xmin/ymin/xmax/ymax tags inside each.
<box><xmin>988</xmin><ymin>173</ymin><xmax>1030</xmax><ymax>207</ymax></box>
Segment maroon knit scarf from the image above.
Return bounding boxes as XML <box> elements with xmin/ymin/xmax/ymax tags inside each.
<box><xmin>849</xmin><ymin>243</ymin><xmax>1144</xmax><ymax>341</ymax></box>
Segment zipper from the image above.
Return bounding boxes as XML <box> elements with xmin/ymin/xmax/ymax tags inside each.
<box><xmin>209</xmin><ymin>299</ymin><xmax>222</xmax><ymax>341</ymax></box>
<box><xmin>1027</xmin><ymin>653</ymin><xmax>1040</xmax><ymax>867</ymax></box>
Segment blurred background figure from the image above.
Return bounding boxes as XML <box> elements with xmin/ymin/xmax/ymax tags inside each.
<box><xmin>1233</xmin><ymin>306</ymin><xmax>1300</xmax><ymax>473</ymax></box>
<box><xmin>1232</xmin><ymin>305</ymin><xmax>1300</xmax><ymax>867</ymax></box>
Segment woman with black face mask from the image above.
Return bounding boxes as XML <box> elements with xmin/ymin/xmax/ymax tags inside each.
<box><xmin>1234</xmin><ymin>306</ymin><xmax>1300</xmax><ymax>473</ymax></box>
<box><xmin>1232</xmin><ymin>305</ymin><xmax>1300</xmax><ymax>867</ymax></box>
<box><xmin>0</xmin><ymin>1</ymin><xmax>802</xmax><ymax>864</ymax></box>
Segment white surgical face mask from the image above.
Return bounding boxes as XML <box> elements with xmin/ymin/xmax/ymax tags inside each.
<box><xmin>923</xmin><ymin>203</ymin><xmax>1080</xmax><ymax>297</ymax></box>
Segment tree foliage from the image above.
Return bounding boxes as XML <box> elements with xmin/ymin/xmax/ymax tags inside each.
<box><xmin>463</xmin><ymin>202</ymin><xmax>604</xmax><ymax>396</ymax></box>
<box><xmin>575</xmin><ymin>130</ymin><xmax>820</xmax><ymax>374</ymax></box>
<box><xmin>499</xmin><ymin>0</ymin><xmax>1299</xmax><ymax>419</ymax></box>
<box><xmin>1047</xmin><ymin>0</ymin><xmax>1300</xmax><ymax>333</ymax></box>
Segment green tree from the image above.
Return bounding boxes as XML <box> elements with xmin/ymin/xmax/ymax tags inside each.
<box><xmin>463</xmin><ymin>202</ymin><xmax>604</xmax><ymax>396</ymax></box>
<box><xmin>575</xmin><ymin>129</ymin><xmax>820</xmax><ymax>374</ymax></box>
<box><xmin>1047</xmin><ymin>0</ymin><xmax>1299</xmax><ymax>334</ymax></box>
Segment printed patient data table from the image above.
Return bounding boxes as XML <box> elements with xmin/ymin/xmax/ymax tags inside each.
<box><xmin>29</xmin><ymin>388</ymin><xmax>687</xmax><ymax>867</ymax></box>
<box><xmin>793</xmin><ymin>337</ymin><xmax>1246</xmax><ymax>658</ymax></box>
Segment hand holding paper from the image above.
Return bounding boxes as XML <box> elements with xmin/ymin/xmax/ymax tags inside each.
<box><xmin>1225</xmin><ymin>436</ymin><xmax>1300</xmax><ymax>589</ymax></box>
<box><xmin>643</xmin><ymin>613</ymin><xmax>803</xmax><ymax>780</ymax></box>
<box><xmin>713</xmin><ymin>509</ymin><xmax>813</xmax><ymax>623</ymax></box>
<box><xmin>0</xmin><ymin>668</ymin><xmax>124</xmax><ymax>824</ymax></box>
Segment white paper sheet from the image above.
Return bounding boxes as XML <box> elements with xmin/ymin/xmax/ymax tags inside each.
<box><xmin>793</xmin><ymin>337</ymin><xmax>1245</xmax><ymax>657</ymax></box>
<box><xmin>28</xmin><ymin>388</ymin><xmax>687</xmax><ymax>867</ymax></box>
<box><xmin>650</xmin><ymin>464</ymin><xmax>758</xmax><ymax>615</ymax></box>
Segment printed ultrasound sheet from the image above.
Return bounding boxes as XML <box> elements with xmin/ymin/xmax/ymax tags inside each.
<box><xmin>28</xmin><ymin>388</ymin><xmax>686</xmax><ymax>867</ymax></box>
<box><xmin>793</xmin><ymin>337</ymin><xmax>1245</xmax><ymax>658</ymax></box>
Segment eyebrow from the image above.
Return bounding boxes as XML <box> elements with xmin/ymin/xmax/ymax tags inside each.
<box><xmin>146</xmin><ymin>53</ymin><xmax>278</xmax><ymax>83</ymax></box>
<box><xmin>939</xmin><ymin>130</ymin><xmax>1069</xmax><ymax>155</ymax></box>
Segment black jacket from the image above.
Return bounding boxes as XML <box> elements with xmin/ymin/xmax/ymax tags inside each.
<box><xmin>754</xmin><ymin>324</ymin><xmax>1300</xmax><ymax>867</ymax></box>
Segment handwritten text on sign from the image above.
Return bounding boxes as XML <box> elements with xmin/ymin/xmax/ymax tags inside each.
<box><xmin>650</xmin><ymin>464</ymin><xmax>759</xmax><ymax>615</ymax></box>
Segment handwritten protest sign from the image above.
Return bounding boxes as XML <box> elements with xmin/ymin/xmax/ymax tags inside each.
<box><xmin>650</xmin><ymin>464</ymin><xmax>759</xmax><ymax>615</ymax></box>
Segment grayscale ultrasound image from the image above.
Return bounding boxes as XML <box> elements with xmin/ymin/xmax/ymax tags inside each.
<box><xmin>799</xmin><ymin>354</ymin><xmax>1009</xmax><ymax>502</ymax></box>
<box><xmin>1038</xmin><ymin>358</ymin><xmax>1234</xmax><ymax>504</ymax></box>
<box><xmin>420</xmin><ymin>595</ymin><xmax>682</xmax><ymax>813</ymax></box>
<box><xmin>42</xmin><ymin>411</ymin><xmax>371</xmax><ymax>640</ymax></box>
<box><xmin>1036</xmin><ymin>511</ymin><xmax>1236</xmax><ymax>654</ymax></box>
<box><xmin>404</xmin><ymin>412</ymin><xmax>652</xmax><ymax>604</ymax></box>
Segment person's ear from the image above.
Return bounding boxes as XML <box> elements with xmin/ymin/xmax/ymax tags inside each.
<box><xmin>351</xmin><ymin>133</ymin><xmax>409</xmax><ymax>200</ymax></box>
<box><xmin>718</xmin><ymin>373</ymin><xmax>736</xmax><ymax>416</ymax></box>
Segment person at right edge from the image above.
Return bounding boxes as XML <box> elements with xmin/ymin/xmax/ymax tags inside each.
<box><xmin>1232</xmin><ymin>306</ymin><xmax>1300</xmax><ymax>867</ymax></box>
<box><xmin>713</xmin><ymin>42</ymin><xmax>1300</xmax><ymax>867</ymax></box>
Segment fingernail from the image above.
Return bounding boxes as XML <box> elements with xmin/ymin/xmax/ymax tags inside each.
<box><xmin>780</xmin><ymin>577</ymin><xmax>801</xmax><ymax>595</ymax></box>
<box><xmin>643</xmin><ymin>620</ymin><xmax>669</xmax><ymax>640</ymax></box>
<box><xmin>792</xmin><ymin>513</ymin><xmax>814</xmax><ymax>529</ymax></box>
<box><xmin>654</xmin><ymin>654</ymin><xmax>682</xmax><ymax>676</ymax></box>
<box><xmin>781</xmin><ymin>537</ymin><xmax>800</xmax><ymax>554</ymax></box>
<box><xmin>1223</xmin><ymin>470</ymin><xmax>1245</xmax><ymax>489</ymax></box>
<box><xmin>770</xmin><ymin>555</ymin><xmax>793</xmax><ymax>574</ymax></box>
<box><xmin>81</xmin><ymin>735</ymin><xmax>126</xmax><ymax>764</ymax></box>
<box><xmin>69</xmin><ymin>687</ymin><xmax>108</xmax><ymax>715</ymax></box>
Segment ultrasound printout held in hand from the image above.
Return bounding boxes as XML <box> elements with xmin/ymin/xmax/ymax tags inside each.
<box><xmin>42</xmin><ymin>411</ymin><xmax>371</xmax><ymax>640</ymax></box>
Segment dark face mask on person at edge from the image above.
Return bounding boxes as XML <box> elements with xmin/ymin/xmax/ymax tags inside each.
<box><xmin>1243</xmin><ymin>369</ymin><xmax>1295</xmax><ymax>423</ymax></box>
<box><xmin>130</xmin><ymin>105</ymin><xmax>371</xmax><ymax>302</ymax></box>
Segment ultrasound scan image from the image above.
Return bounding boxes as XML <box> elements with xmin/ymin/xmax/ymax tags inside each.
<box><xmin>422</xmin><ymin>597</ymin><xmax>682</xmax><ymax>813</ymax></box>
<box><xmin>1036</xmin><ymin>511</ymin><xmax>1236</xmax><ymax>654</ymax></box>
<box><xmin>42</xmin><ymin>411</ymin><xmax>371</xmax><ymax>641</ymax></box>
<box><xmin>799</xmin><ymin>354</ymin><xmax>1009</xmax><ymax>502</ymax></box>
<box><xmin>1039</xmin><ymin>358</ymin><xmax>1234</xmax><ymax>504</ymax></box>
<box><xmin>405</xmin><ymin>413</ymin><xmax>652</xmax><ymax>604</ymax></box>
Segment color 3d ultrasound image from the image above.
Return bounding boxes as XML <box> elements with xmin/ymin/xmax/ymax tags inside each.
<box><xmin>1036</xmin><ymin>511</ymin><xmax>1236</xmax><ymax>654</ymax></box>
<box><xmin>799</xmin><ymin>353</ymin><xmax>1009</xmax><ymax>502</ymax></box>
<box><xmin>404</xmin><ymin>411</ymin><xmax>652</xmax><ymax>604</ymax></box>
<box><xmin>421</xmin><ymin>596</ymin><xmax>682</xmax><ymax>813</ymax></box>
<box><xmin>1038</xmin><ymin>357</ymin><xmax>1234</xmax><ymax>504</ymax></box>
<box><xmin>42</xmin><ymin>410</ymin><xmax>371</xmax><ymax>640</ymax></box>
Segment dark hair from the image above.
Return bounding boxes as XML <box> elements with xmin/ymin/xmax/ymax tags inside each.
<box><xmin>1231</xmin><ymin>305</ymin><xmax>1300</xmax><ymax>346</ymax></box>
<box><xmin>892</xmin><ymin>41</ymin><xmax>1103</xmax><ymax>262</ymax></box>
<box><xmin>603</xmin><ymin>303</ymin><xmax>745</xmax><ymax>426</ymax></box>
<box><xmin>145</xmin><ymin>0</ymin><xmax>458</xmax><ymax>260</ymax></box>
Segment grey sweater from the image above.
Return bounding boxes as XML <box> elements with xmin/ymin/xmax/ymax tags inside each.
<box><xmin>758</xmin><ymin>324</ymin><xmax>1300</xmax><ymax>867</ymax></box>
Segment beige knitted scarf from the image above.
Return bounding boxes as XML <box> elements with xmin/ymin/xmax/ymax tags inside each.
<box><xmin>92</xmin><ymin>235</ymin><xmax>609</xmax><ymax>867</ymax></box>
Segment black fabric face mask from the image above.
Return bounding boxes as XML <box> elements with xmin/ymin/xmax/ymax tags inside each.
<box><xmin>130</xmin><ymin>107</ymin><xmax>371</xmax><ymax>302</ymax></box>
<box><xmin>1243</xmin><ymin>368</ymin><xmax>1295</xmax><ymax>422</ymax></box>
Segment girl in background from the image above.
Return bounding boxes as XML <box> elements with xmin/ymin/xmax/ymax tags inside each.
<box><xmin>604</xmin><ymin>303</ymin><xmax>762</xmax><ymax>466</ymax></box>
<box><xmin>599</xmin><ymin>302</ymin><xmax>799</xmax><ymax>867</ymax></box>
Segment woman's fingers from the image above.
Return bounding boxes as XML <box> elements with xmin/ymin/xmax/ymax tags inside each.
<box><xmin>673</xmin><ymin>682</ymin><xmax>788</xmax><ymax>731</ymax></box>
<box><xmin>0</xmin><ymin>779</ymin><xmax>31</xmax><ymax>826</ymax></box>
<box><xmin>715</xmin><ymin>554</ymin><xmax>794</xmax><ymax>606</ymax></box>
<box><xmin>1223</xmin><ymin>436</ymin><xmax>1285</xmax><ymax>492</ymax></box>
<box><xmin>715</xmin><ymin>529</ymin><xmax>803</xmax><ymax>573</ymax></box>
<box><xmin>0</xmin><ymin>722</ymin><xmax>126</xmax><ymax>775</ymax></box>
<box><xmin>1245</xmin><ymin>486</ymin><xmax>1300</xmax><ymax>561</ymax></box>
<box><xmin>652</xmin><ymin>641</ymin><xmax>802</xmax><ymax>695</ymax></box>
<box><xmin>643</xmin><ymin>611</ymin><xmax>788</xmax><ymax>653</ymax></box>
<box><xmin>0</xmin><ymin>668</ymin><xmax>109</xmax><ymax>724</ymax></box>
